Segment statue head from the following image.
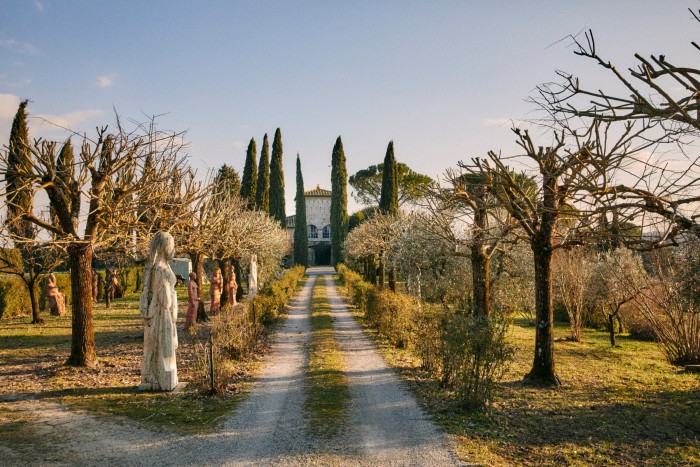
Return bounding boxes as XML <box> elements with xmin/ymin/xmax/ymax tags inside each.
<box><xmin>189</xmin><ymin>271</ymin><xmax>197</xmax><ymax>281</ymax></box>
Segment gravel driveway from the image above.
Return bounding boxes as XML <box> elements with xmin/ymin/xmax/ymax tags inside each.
<box><xmin>1</xmin><ymin>267</ymin><xmax>458</xmax><ymax>466</ymax></box>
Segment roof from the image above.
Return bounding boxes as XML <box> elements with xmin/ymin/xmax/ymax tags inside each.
<box><xmin>305</xmin><ymin>185</ymin><xmax>332</xmax><ymax>197</ymax></box>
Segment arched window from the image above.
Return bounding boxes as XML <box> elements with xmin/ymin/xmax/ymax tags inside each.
<box><xmin>308</xmin><ymin>224</ymin><xmax>318</xmax><ymax>239</ymax></box>
<box><xmin>322</xmin><ymin>225</ymin><xmax>331</xmax><ymax>239</ymax></box>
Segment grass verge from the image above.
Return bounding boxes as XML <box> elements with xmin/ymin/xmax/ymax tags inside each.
<box><xmin>0</xmin><ymin>288</ymin><xmax>266</xmax><ymax>434</ymax></box>
<box><xmin>336</xmin><ymin>279</ymin><xmax>699</xmax><ymax>466</ymax></box>
<box><xmin>304</xmin><ymin>275</ymin><xmax>351</xmax><ymax>439</ymax></box>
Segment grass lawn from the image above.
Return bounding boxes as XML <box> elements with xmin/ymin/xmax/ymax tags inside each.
<box><xmin>369</xmin><ymin>314</ymin><xmax>699</xmax><ymax>466</ymax></box>
<box><xmin>304</xmin><ymin>275</ymin><xmax>351</xmax><ymax>439</ymax></box>
<box><xmin>0</xmin><ymin>289</ymin><xmax>262</xmax><ymax>434</ymax></box>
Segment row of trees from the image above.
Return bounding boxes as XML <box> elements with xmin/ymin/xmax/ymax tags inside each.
<box><xmin>0</xmin><ymin>104</ymin><xmax>291</xmax><ymax>367</ymax></box>
<box><xmin>343</xmin><ymin>7</ymin><xmax>700</xmax><ymax>385</ymax></box>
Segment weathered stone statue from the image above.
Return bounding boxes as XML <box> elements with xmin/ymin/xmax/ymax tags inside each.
<box><xmin>209</xmin><ymin>267</ymin><xmax>223</xmax><ymax>312</ymax></box>
<box><xmin>185</xmin><ymin>271</ymin><xmax>198</xmax><ymax>329</ymax></box>
<box><xmin>248</xmin><ymin>254</ymin><xmax>258</xmax><ymax>298</ymax></box>
<box><xmin>227</xmin><ymin>265</ymin><xmax>238</xmax><ymax>306</ymax></box>
<box><xmin>91</xmin><ymin>270</ymin><xmax>99</xmax><ymax>304</ymax></box>
<box><xmin>45</xmin><ymin>273</ymin><xmax>66</xmax><ymax>316</ymax></box>
<box><xmin>138</xmin><ymin>231</ymin><xmax>179</xmax><ymax>392</ymax></box>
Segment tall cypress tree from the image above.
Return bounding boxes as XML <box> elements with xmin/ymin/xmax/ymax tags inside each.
<box><xmin>6</xmin><ymin>99</ymin><xmax>34</xmax><ymax>241</ymax></box>
<box><xmin>379</xmin><ymin>140</ymin><xmax>399</xmax><ymax>215</ymax></box>
<box><xmin>378</xmin><ymin>140</ymin><xmax>399</xmax><ymax>290</ymax></box>
<box><xmin>240</xmin><ymin>137</ymin><xmax>258</xmax><ymax>210</ymax></box>
<box><xmin>269</xmin><ymin>128</ymin><xmax>286</xmax><ymax>226</ymax></box>
<box><xmin>293</xmin><ymin>154</ymin><xmax>309</xmax><ymax>266</ymax></box>
<box><xmin>330</xmin><ymin>136</ymin><xmax>348</xmax><ymax>266</ymax></box>
<box><xmin>255</xmin><ymin>133</ymin><xmax>270</xmax><ymax>212</ymax></box>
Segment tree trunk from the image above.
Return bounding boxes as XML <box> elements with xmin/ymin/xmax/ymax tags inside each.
<box><xmin>388</xmin><ymin>265</ymin><xmax>396</xmax><ymax>292</ymax></box>
<box><xmin>608</xmin><ymin>313</ymin><xmax>616</xmax><ymax>346</ymax></box>
<box><xmin>471</xmin><ymin>245</ymin><xmax>490</xmax><ymax>317</ymax></box>
<box><xmin>65</xmin><ymin>244</ymin><xmax>97</xmax><ymax>367</ymax></box>
<box><xmin>368</xmin><ymin>255</ymin><xmax>377</xmax><ymax>285</ymax></box>
<box><xmin>218</xmin><ymin>258</ymin><xmax>229</xmax><ymax>309</ymax></box>
<box><xmin>28</xmin><ymin>280</ymin><xmax>43</xmax><ymax>324</ymax></box>
<box><xmin>525</xmin><ymin>236</ymin><xmax>560</xmax><ymax>385</ymax></box>
<box><xmin>232</xmin><ymin>257</ymin><xmax>244</xmax><ymax>301</ymax></box>
<box><xmin>191</xmin><ymin>252</ymin><xmax>208</xmax><ymax>322</ymax></box>
<box><xmin>378</xmin><ymin>253</ymin><xmax>385</xmax><ymax>289</ymax></box>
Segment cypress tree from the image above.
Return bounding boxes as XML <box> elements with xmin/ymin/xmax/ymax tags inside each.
<box><xmin>330</xmin><ymin>136</ymin><xmax>348</xmax><ymax>266</ymax></box>
<box><xmin>378</xmin><ymin>140</ymin><xmax>399</xmax><ymax>290</ymax></box>
<box><xmin>255</xmin><ymin>133</ymin><xmax>270</xmax><ymax>212</ymax></box>
<box><xmin>240</xmin><ymin>137</ymin><xmax>258</xmax><ymax>209</ymax></box>
<box><xmin>6</xmin><ymin>99</ymin><xmax>34</xmax><ymax>241</ymax></box>
<box><xmin>379</xmin><ymin>140</ymin><xmax>399</xmax><ymax>215</ymax></box>
<box><xmin>293</xmin><ymin>154</ymin><xmax>309</xmax><ymax>266</ymax></box>
<box><xmin>269</xmin><ymin>128</ymin><xmax>286</xmax><ymax>226</ymax></box>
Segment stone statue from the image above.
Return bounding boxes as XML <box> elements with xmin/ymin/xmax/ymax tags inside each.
<box><xmin>209</xmin><ymin>267</ymin><xmax>223</xmax><ymax>312</ymax></box>
<box><xmin>45</xmin><ymin>273</ymin><xmax>66</xmax><ymax>316</ymax></box>
<box><xmin>227</xmin><ymin>265</ymin><xmax>238</xmax><ymax>306</ymax></box>
<box><xmin>91</xmin><ymin>270</ymin><xmax>99</xmax><ymax>304</ymax></box>
<box><xmin>138</xmin><ymin>231</ymin><xmax>179</xmax><ymax>392</ymax></box>
<box><xmin>185</xmin><ymin>271</ymin><xmax>198</xmax><ymax>329</ymax></box>
<box><xmin>248</xmin><ymin>254</ymin><xmax>258</xmax><ymax>298</ymax></box>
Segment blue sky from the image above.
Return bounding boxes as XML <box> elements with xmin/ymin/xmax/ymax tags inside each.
<box><xmin>1</xmin><ymin>1</ymin><xmax>698</xmax><ymax>214</ymax></box>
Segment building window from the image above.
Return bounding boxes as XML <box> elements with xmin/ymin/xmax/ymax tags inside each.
<box><xmin>322</xmin><ymin>225</ymin><xmax>331</xmax><ymax>239</ymax></box>
<box><xmin>308</xmin><ymin>224</ymin><xmax>318</xmax><ymax>239</ymax></box>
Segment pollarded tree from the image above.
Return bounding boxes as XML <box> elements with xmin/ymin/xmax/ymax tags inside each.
<box><xmin>330</xmin><ymin>136</ymin><xmax>349</xmax><ymax>266</ymax></box>
<box><xmin>422</xmin><ymin>167</ymin><xmax>530</xmax><ymax>317</ymax></box>
<box><xmin>269</xmin><ymin>128</ymin><xmax>286</xmax><ymax>226</ymax></box>
<box><xmin>256</xmin><ymin>133</ymin><xmax>270</xmax><ymax>212</ymax></box>
<box><xmin>294</xmin><ymin>154</ymin><xmax>309</xmax><ymax>266</ymax></box>
<box><xmin>477</xmin><ymin>120</ymin><xmax>658</xmax><ymax>385</ymax></box>
<box><xmin>0</xmin><ymin>109</ymin><xmax>189</xmax><ymax>366</ymax></box>
<box><xmin>240</xmin><ymin>138</ymin><xmax>257</xmax><ymax>210</ymax></box>
<box><xmin>350</xmin><ymin>161</ymin><xmax>433</xmax><ymax>208</ymax></box>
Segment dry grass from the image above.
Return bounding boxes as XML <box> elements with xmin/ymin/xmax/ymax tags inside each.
<box><xmin>0</xmin><ymin>289</ymin><xmax>266</xmax><ymax>434</ymax></box>
<box><xmin>365</xmin><ymin>313</ymin><xmax>699</xmax><ymax>466</ymax></box>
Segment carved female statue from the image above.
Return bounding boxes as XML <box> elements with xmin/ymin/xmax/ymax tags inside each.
<box><xmin>227</xmin><ymin>265</ymin><xmax>238</xmax><ymax>306</ymax></box>
<box><xmin>248</xmin><ymin>254</ymin><xmax>258</xmax><ymax>298</ymax></box>
<box><xmin>45</xmin><ymin>273</ymin><xmax>66</xmax><ymax>316</ymax></box>
<box><xmin>209</xmin><ymin>267</ymin><xmax>223</xmax><ymax>312</ymax></box>
<box><xmin>138</xmin><ymin>231</ymin><xmax>179</xmax><ymax>391</ymax></box>
<box><xmin>185</xmin><ymin>271</ymin><xmax>198</xmax><ymax>329</ymax></box>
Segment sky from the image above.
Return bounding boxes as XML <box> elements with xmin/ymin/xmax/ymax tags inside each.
<box><xmin>1</xmin><ymin>1</ymin><xmax>698</xmax><ymax>215</ymax></box>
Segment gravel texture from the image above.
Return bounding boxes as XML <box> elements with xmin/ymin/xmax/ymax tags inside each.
<box><xmin>0</xmin><ymin>267</ymin><xmax>459</xmax><ymax>466</ymax></box>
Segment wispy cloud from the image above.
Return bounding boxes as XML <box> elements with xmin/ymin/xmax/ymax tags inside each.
<box><xmin>34</xmin><ymin>0</ymin><xmax>45</xmax><ymax>12</ymax></box>
<box><xmin>32</xmin><ymin>109</ymin><xmax>104</xmax><ymax>133</ymax></box>
<box><xmin>97</xmin><ymin>75</ymin><xmax>116</xmax><ymax>88</ymax></box>
<box><xmin>0</xmin><ymin>39</ymin><xmax>37</xmax><ymax>55</ymax></box>
<box><xmin>232</xmin><ymin>139</ymin><xmax>245</xmax><ymax>150</ymax></box>
<box><xmin>483</xmin><ymin>117</ymin><xmax>527</xmax><ymax>128</ymax></box>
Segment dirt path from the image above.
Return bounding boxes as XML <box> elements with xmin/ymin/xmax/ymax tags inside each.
<box><xmin>0</xmin><ymin>267</ymin><xmax>458</xmax><ymax>466</ymax></box>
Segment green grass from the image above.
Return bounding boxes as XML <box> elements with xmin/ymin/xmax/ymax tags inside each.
<box><xmin>338</xmin><ymin>278</ymin><xmax>700</xmax><ymax>466</ymax></box>
<box><xmin>304</xmin><ymin>275</ymin><xmax>351</xmax><ymax>439</ymax></box>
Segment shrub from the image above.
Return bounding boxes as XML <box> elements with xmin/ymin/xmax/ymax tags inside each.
<box><xmin>191</xmin><ymin>265</ymin><xmax>306</xmax><ymax>394</ymax></box>
<box><xmin>340</xmin><ymin>263</ymin><xmax>512</xmax><ymax>410</ymax></box>
<box><xmin>0</xmin><ymin>275</ymin><xmax>32</xmax><ymax>319</ymax></box>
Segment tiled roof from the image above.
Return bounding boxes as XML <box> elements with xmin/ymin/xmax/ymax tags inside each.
<box><xmin>305</xmin><ymin>185</ymin><xmax>332</xmax><ymax>197</ymax></box>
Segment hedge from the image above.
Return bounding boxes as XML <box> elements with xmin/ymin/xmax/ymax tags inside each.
<box><xmin>250</xmin><ymin>265</ymin><xmax>306</xmax><ymax>325</ymax></box>
<box><xmin>1</xmin><ymin>266</ymin><xmax>143</xmax><ymax>319</ymax></box>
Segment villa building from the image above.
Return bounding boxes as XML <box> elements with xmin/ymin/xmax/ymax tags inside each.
<box><xmin>286</xmin><ymin>185</ymin><xmax>332</xmax><ymax>265</ymax></box>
